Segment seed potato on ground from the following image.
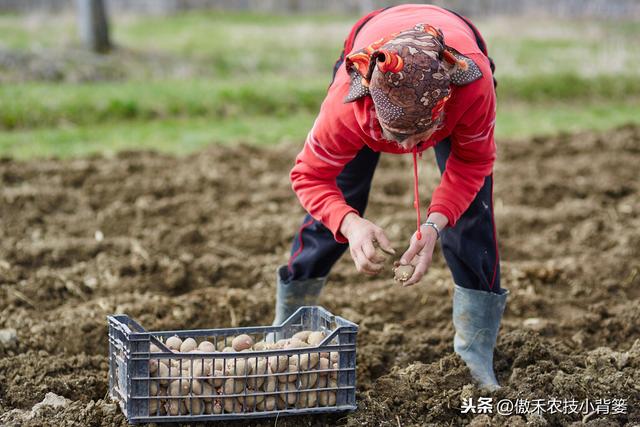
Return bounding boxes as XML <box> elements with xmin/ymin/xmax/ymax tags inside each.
<box><xmin>393</xmin><ymin>264</ymin><xmax>415</xmax><ymax>282</ymax></box>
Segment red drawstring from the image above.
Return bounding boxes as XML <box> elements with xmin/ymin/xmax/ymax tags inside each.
<box><xmin>412</xmin><ymin>147</ymin><xmax>422</xmax><ymax>240</ymax></box>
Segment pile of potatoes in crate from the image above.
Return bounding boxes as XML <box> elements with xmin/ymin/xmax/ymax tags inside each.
<box><xmin>147</xmin><ymin>330</ymin><xmax>339</xmax><ymax>416</ymax></box>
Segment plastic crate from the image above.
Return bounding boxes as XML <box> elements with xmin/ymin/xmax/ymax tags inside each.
<box><xmin>107</xmin><ymin>306</ymin><xmax>358</xmax><ymax>424</ymax></box>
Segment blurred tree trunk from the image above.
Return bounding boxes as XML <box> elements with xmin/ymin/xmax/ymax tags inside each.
<box><xmin>76</xmin><ymin>0</ymin><xmax>111</xmax><ymax>53</ymax></box>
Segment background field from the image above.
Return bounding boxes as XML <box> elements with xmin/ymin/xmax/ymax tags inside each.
<box><xmin>1</xmin><ymin>11</ymin><xmax>639</xmax><ymax>158</ymax></box>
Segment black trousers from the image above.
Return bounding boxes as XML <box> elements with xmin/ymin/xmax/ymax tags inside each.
<box><xmin>284</xmin><ymin>139</ymin><xmax>501</xmax><ymax>293</ymax></box>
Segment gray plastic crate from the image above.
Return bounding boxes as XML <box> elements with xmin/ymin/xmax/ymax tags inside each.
<box><xmin>107</xmin><ymin>306</ymin><xmax>358</xmax><ymax>424</ymax></box>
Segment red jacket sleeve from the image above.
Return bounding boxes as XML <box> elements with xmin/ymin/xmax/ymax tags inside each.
<box><xmin>427</xmin><ymin>70</ymin><xmax>497</xmax><ymax>227</ymax></box>
<box><xmin>290</xmin><ymin>84</ymin><xmax>365</xmax><ymax>243</ymax></box>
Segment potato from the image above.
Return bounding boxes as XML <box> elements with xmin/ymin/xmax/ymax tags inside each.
<box><xmin>224</xmin><ymin>378</ymin><xmax>245</xmax><ymax>394</ymax></box>
<box><xmin>299</xmin><ymin>390</ymin><xmax>318</xmax><ymax>408</ymax></box>
<box><xmin>200</xmin><ymin>382</ymin><xmax>214</xmax><ymax>404</ymax></box>
<box><xmin>149</xmin><ymin>381</ymin><xmax>160</xmax><ymax>396</ymax></box>
<box><xmin>307</xmin><ymin>331</ymin><xmax>325</xmax><ymax>346</ymax></box>
<box><xmin>165</xmin><ymin>399</ymin><xmax>185</xmax><ymax>416</ymax></box>
<box><xmin>185</xmin><ymin>397</ymin><xmax>204</xmax><ymax>415</ymax></box>
<box><xmin>247</xmin><ymin>358</ymin><xmax>268</xmax><ymax>389</ymax></box>
<box><xmin>150</xmin><ymin>343</ymin><xmax>161</xmax><ymax>353</ymax></box>
<box><xmin>204</xmin><ymin>401</ymin><xmax>213</xmax><ymax>414</ymax></box>
<box><xmin>168</xmin><ymin>379</ymin><xmax>203</xmax><ymax>396</ymax></box>
<box><xmin>292</xmin><ymin>330</ymin><xmax>312</xmax><ymax>342</ymax></box>
<box><xmin>318</xmin><ymin>379</ymin><xmax>337</xmax><ymax>406</ymax></box>
<box><xmin>298</xmin><ymin>372</ymin><xmax>318</xmax><ymax>389</ymax></box>
<box><xmin>192</xmin><ymin>359</ymin><xmax>212</xmax><ymax>378</ymax></box>
<box><xmin>296</xmin><ymin>353</ymin><xmax>319</xmax><ymax>370</ymax></box>
<box><xmin>149</xmin><ymin>398</ymin><xmax>166</xmax><ymax>415</ymax></box>
<box><xmin>393</xmin><ymin>264</ymin><xmax>415</xmax><ymax>282</ymax></box>
<box><xmin>284</xmin><ymin>364</ymin><xmax>299</xmax><ymax>382</ymax></box>
<box><xmin>198</xmin><ymin>340</ymin><xmax>216</xmax><ymax>352</ymax></box>
<box><xmin>222</xmin><ymin>397</ymin><xmax>242</xmax><ymax>413</ymax></box>
<box><xmin>149</xmin><ymin>359</ymin><xmax>159</xmax><ymax>375</ymax></box>
<box><xmin>166</xmin><ymin>336</ymin><xmax>182</xmax><ymax>351</ymax></box>
<box><xmin>232</xmin><ymin>334</ymin><xmax>254</xmax><ymax>351</ymax></box>
<box><xmin>316</xmin><ymin>375</ymin><xmax>328</xmax><ymax>389</ymax></box>
<box><xmin>247</xmin><ymin>357</ymin><xmax>267</xmax><ymax>374</ymax></box>
<box><xmin>212</xmin><ymin>401</ymin><xmax>223</xmax><ymax>414</ymax></box>
<box><xmin>274</xmin><ymin>339</ymin><xmax>288</xmax><ymax>349</ymax></box>
<box><xmin>329</xmin><ymin>352</ymin><xmax>339</xmax><ymax>364</ymax></box>
<box><xmin>285</xmin><ymin>338</ymin><xmax>309</xmax><ymax>349</ymax></box>
<box><xmin>330</xmin><ymin>362</ymin><xmax>338</xmax><ymax>379</ymax></box>
<box><xmin>224</xmin><ymin>358</ymin><xmax>247</xmax><ymax>376</ymax></box>
<box><xmin>318</xmin><ymin>390</ymin><xmax>337</xmax><ymax>407</ymax></box>
<box><xmin>276</xmin><ymin>395</ymin><xmax>287</xmax><ymax>409</ymax></box>
<box><xmin>210</xmin><ymin>369</ymin><xmax>225</xmax><ymax>388</ymax></box>
<box><xmin>241</xmin><ymin>389</ymin><xmax>265</xmax><ymax>407</ymax></box>
<box><xmin>222</xmin><ymin>346</ymin><xmax>234</xmax><ymax>353</ymax></box>
<box><xmin>256</xmin><ymin>396</ymin><xmax>277</xmax><ymax>411</ymax></box>
<box><xmin>170</xmin><ymin>358</ymin><xmax>190</xmax><ymax>370</ymax></box>
<box><xmin>267</xmin><ymin>355</ymin><xmax>288</xmax><ymax>373</ymax></box>
<box><xmin>213</xmin><ymin>358</ymin><xmax>224</xmax><ymax>371</ymax></box>
<box><xmin>262</xmin><ymin>376</ymin><xmax>278</xmax><ymax>393</ymax></box>
<box><xmin>318</xmin><ymin>357</ymin><xmax>330</xmax><ymax>375</ymax></box>
<box><xmin>277</xmin><ymin>383</ymin><xmax>298</xmax><ymax>405</ymax></box>
<box><xmin>177</xmin><ymin>361</ymin><xmax>192</xmax><ymax>376</ymax></box>
<box><xmin>180</xmin><ymin>337</ymin><xmax>198</xmax><ymax>353</ymax></box>
<box><xmin>252</xmin><ymin>341</ymin><xmax>268</xmax><ymax>351</ymax></box>
<box><xmin>156</xmin><ymin>362</ymin><xmax>170</xmax><ymax>386</ymax></box>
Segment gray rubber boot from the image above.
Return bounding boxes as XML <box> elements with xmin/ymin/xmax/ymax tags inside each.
<box><xmin>453</xmin><ymin>284</ymin><xmax>508</xmax><ymax>390</ymax></box>
<box><xmin>273</xmin><ymin>265</ymin><xmax>326</xmax><ymax>326</ymax></box>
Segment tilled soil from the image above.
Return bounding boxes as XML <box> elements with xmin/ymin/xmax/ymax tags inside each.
<box><xmin>1</xmin><ymin>126</ymin><xmax>639</xmax><ymax>426</ymax></box>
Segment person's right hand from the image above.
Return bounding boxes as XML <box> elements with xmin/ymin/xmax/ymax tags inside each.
<box><xmin>340</xmin><ymin>212</ymin><xmax>394</xmax><ymax>275</ymax></box>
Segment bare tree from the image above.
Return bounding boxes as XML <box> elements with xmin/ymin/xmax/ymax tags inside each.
<box><xmin>76</xmin><ymin>0</ymin><xmax>111</xmax><ymax>53</ymax></box>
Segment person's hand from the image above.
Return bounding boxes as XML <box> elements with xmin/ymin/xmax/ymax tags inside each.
<box><xmin>398</xmin><ymin>213</ymin><xmax>448</xmax><ymax>286</ymax></box>
<box><xmin>340</xmin><ymin>212</ymin><xmax>394</xmax><ymax>275</ymax></box>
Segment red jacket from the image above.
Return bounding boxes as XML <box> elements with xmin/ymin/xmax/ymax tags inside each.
<box><xmin>290</xmin><ymin>5</ymin><xmax>497</xmax><ymax>243</ymax></box>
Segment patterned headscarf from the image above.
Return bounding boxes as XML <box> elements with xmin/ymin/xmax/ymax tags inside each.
<box><xmin>344</xmin><ymin>23</ymin><xmax>480</xmax><ymax>137</ymax></box>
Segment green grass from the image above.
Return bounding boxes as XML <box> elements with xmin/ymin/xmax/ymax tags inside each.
<box><xmin>496</xmin><ymin>101</ymin><xmax>640</xmax><ymax>139</ymax></box>
<box><xmin>0</xmin><ymin>113</ymin><xmax>315</xmax><ymax>159</ymax></box>
<box><xmin>1</xmin><ymin>100</ymin><xmax>638</xmax><ymax>159</ymax></box>
<box><xmin>0</xmin><ymin>78</ymin><xmax>327</xmax><ymax>129</ymax></box>
<box><xmin>2</xmin><ymin>74</ymin><xmax>639</xmax><ymax>130</ymax></box>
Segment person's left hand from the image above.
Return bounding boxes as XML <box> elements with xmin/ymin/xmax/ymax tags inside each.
<box><xmin>398</xmin><ymin>224</ymin><xmax>439</xmax><ymax>286</ymax></box>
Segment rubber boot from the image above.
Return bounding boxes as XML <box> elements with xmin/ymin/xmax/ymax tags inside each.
<box><xmin>273</xmin><ymin>265</ymin><xmax>326</xmax><ymax>326</ymax></box>
<box><xmin>453</xmin><ymin>284</ymin><xmax>508</xmax><ymax>390</ymax></box>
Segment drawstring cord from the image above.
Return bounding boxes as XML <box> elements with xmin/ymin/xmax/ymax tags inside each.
<box><xmin>412</xmin><ymin>146</ymin><xmax>422</xmax><ymax>241</ymax></box>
